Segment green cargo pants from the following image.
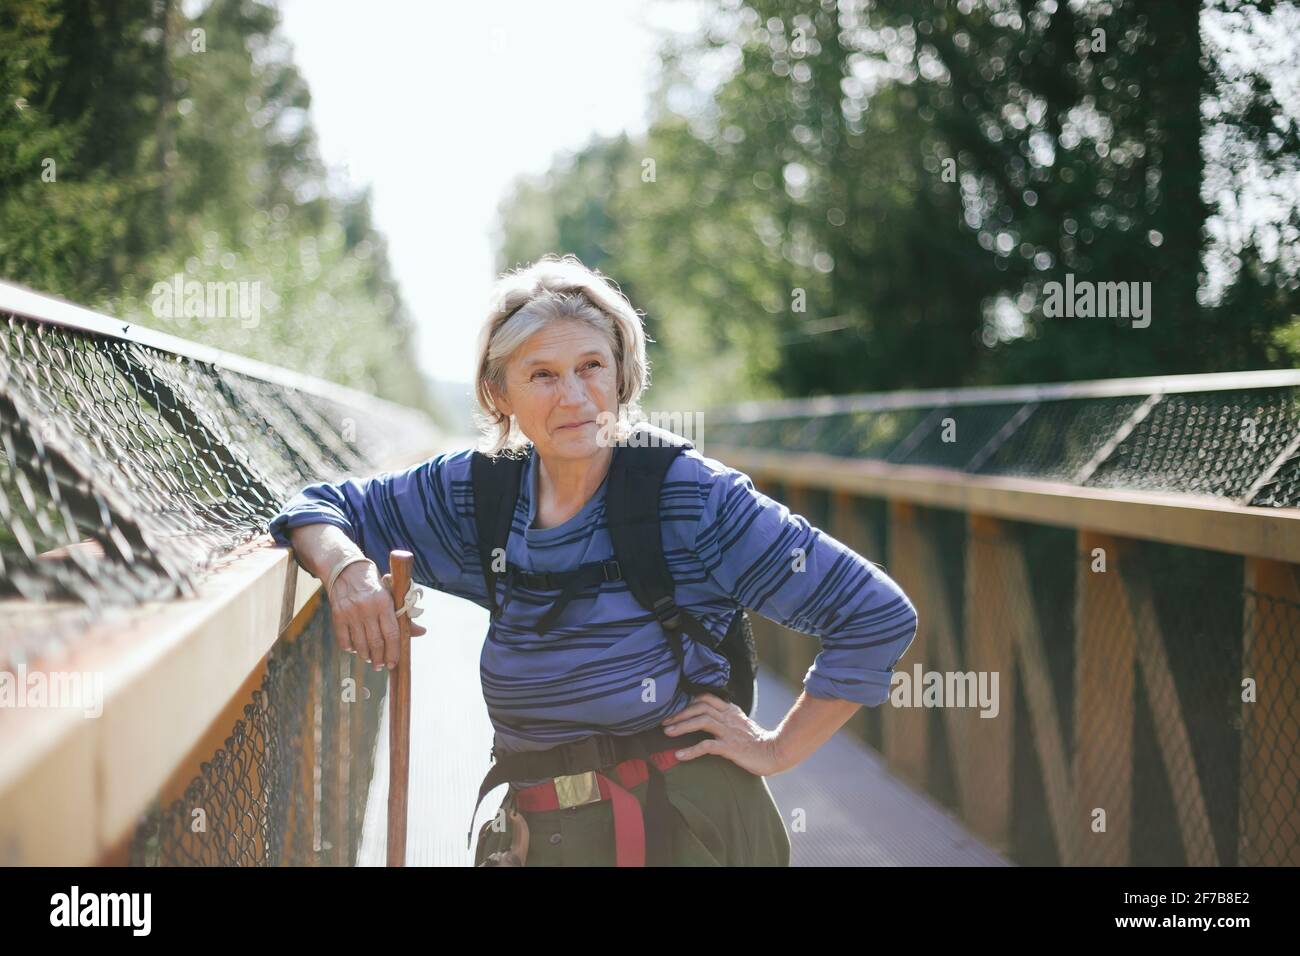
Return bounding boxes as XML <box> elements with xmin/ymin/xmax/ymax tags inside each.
<box><xmin>473</xmin><ymin>752</ymin><xmax>791</xmax><ymax>866</ymax></box>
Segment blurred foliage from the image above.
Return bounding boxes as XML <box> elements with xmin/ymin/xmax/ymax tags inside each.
<box><xmin>495</xmin><ymin>0</ymin><xmax>1300</xmax><ymax>407</ymax></box>
<box><xmin>0</xmin><ymin>0</ymin><xmax>435</xmax><ymax>417</ymax></box>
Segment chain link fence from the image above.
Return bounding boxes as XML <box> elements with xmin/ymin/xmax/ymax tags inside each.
<box><xmin>722</xmin><ymin>373</ymin><xmax>1299</xmax><ymax>867</ymax></box>
<box><xmin>712</xmin><ymin>375</ymin><xmax>1300</xmax><ymax>506</ymax></box>
<box><xmin>0</xmin><ymin>288</ymin><xmax>440</xmax><ymax>866</ymax></box>
<box><xmin>0</xmin><ymin>304</ymin><xmax>439</xmax><ymax>672</ymax></box>
<box><xmin>128</xmin><ymin>600</ymin><xmax>389</xmax><ymax>866</ymax></box>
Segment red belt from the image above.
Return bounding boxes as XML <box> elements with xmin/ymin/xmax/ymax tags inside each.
<box><xmin>513</xmin><ymin>747</ymin><xmax>682</xmax><ymax>867</ymax></box>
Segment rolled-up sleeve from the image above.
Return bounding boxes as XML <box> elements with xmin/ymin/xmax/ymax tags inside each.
<box><xmin>266</xmin><ymin>450</ymin><xmax>478</xmax><ymax>599</ymax></box>
<box><xmin>694</xmin><ymin>466</ymin><xmax>918</xmax><ymax>707</ymax></box>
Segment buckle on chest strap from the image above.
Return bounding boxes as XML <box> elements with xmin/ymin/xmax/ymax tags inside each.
<box><xmin>652</xmin><ymin>595</ymin><xmax>682</xmax><ymax>630</ymax></box>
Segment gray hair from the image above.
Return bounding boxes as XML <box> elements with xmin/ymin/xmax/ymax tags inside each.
<box><xmin>474</xmin><ymin>254</ymin><xmax>649</xmax><ymax>455</ymax></box>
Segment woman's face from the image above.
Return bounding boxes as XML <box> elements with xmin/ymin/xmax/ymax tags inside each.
<box><xmin>494</xmin><ymin>319</ymin><xmax>620</xmax><ymax>464</ymax></box>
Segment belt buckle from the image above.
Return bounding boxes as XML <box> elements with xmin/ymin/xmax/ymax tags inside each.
<box><xmin>553</xmin><ymin>770</ymin><xmax>601</xmax><ymax>808</ymax></box>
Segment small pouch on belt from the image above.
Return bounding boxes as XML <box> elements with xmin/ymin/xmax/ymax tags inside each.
<box><xmin>476</xmin><ymin>794</ymin><xmax>530</xmax><ymax>867</ymax></box>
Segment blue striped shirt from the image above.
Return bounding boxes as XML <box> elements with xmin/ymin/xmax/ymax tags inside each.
<box><xmin>267</xmin><ymin>446</ymin><xmax>917</xmax><ymax>776</ymax></box>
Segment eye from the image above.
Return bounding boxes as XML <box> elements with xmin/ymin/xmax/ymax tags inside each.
<box><xmin>529</xmin><ymin>361</ymin><xmax>601</xmax><ymax>382</ymax></box>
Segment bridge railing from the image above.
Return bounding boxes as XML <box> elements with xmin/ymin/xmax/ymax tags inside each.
<box><xmin>0</xmin><ymin>281</ymin><xmax>443</xmax><ymax>865</ymax></box>
<box><xmin>6</xmin><ymin>277</ymin><xmax>1295</xmax><ymax>869</ymax></box>
<box><xmin>709</xmin><ymin>370</ymin><xmax>1300</xmax><ymax>866</ymax></box>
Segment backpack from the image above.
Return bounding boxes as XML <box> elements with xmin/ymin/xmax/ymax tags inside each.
<box><xmin>469</xmin><ymin>428</ymin><xmax>760</xmax><ymax>716</ymax></box>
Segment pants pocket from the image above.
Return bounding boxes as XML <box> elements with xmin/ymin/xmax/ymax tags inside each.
<box><xmin>668</xmin><ymin>755</ymin><xmax>791</xmax><ymax>866</ymax></box>
<box><xmin>666</xmin><ymin>789</ymin><xmax>727</xmax><ymax>866</ymax></box>
<box><xmin>731</xmin><ymin>770</ymin><xmax>792</xmax><ymax>867</ymax></box>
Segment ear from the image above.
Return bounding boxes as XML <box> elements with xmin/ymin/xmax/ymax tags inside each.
<box><xmin>489</xmin><ymin>380</ymin><xmax>513</xmax><ymax>418</ymax></box>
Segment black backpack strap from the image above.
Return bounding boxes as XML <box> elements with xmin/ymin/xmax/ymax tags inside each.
<box><xmin>606</xmin><ymin>429</ymin><xmax>733</xmax><ymax>703</ymax></box>
<box><xmin>470</xmin><ymin>450</ymin><xmax>527</xmax><ymax>616</ymax></box>
<box><xmin>529</xmin><ymin>558</ymin><xmax>624</xmax><ymax>635</ymax></box>
<box><xmin>605</xmin><ymin>433</ymin><xmax>689</xmax><ymax>618</ymax></box>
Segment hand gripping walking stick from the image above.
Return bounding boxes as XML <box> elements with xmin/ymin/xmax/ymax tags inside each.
<box><xmin>386</xmin><ymin>550</ymin><xmax>415</xmax><ymax>866</ymax></box>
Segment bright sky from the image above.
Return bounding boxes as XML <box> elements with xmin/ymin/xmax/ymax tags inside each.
<box><xmin>277</xmin><ymin>0</ymin><xmax>693</xmax><ymax>386</ymax></box>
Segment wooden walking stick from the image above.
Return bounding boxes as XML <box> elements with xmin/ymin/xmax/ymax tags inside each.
<box><xmin>386</xmin><ymin>550</ymin><xmax>414</xmax><ymax>867</ymax></box>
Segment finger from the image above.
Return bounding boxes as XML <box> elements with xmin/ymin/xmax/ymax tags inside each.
<box><xmin>663</xmin><ymin>713</ymin><xmax>723</xmax><ymax>739</ymax></box>
<box><xmin>379</xmin><ymin>605</ymin><xmax>401</xmax><ymax>670</ymax></box>
<box><xmin>334</xmin><ymin>614</ymin><xmax>359</xmax><ymax>656</ymax></box>
<box><xmin>663</xmin><ymin>704</ymin><xmax>706</xmax><ymax>725</ymax></box>
<box><xmin>410</xmin><ymin>621</ymin><xmax>428</xmax><ymax>636</ymax></box>
<box><xmin>368</xmin><ymin>613</ymin><xmax>390</xmax><ymax>671</ymax></box>
<box><xmin>663</xmin><ymin>698</ymin><xmax>727</xmax><ymax>724</ymax></box>
<box><xmin>672</xmin><ymin>736</ymin><xmax>719</xmax><ymax>761</ymax></box>
<box><xmin>348</xmin><ymin>619</ymin><xmax>367</xmax><ymax>657</ymax></box>
<box><xmin>691</xmin><ymin>692</ymin><xmax>733</xmax><ymax>713</ymax></box>
<box><xmin>663</xmin><ymin>703</ymin><xmax>716</xmax><ymax>726</ymax></box>
<box><xmin>334</xmin><ymin>621</ymin><xmax>353</xmax><ymax>655</ymax></box>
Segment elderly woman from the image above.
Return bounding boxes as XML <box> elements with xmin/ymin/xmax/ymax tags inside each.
<box><xmin>267</xmin><ymin>254</ymin><xmax>918</xmax><ymax>867</ymax></box>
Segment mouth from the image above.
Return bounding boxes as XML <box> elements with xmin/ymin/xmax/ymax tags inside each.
<box><xmin>555</xmin><ymin>420</ymin><xmax>594</xmax><ymax>431</ymax></box>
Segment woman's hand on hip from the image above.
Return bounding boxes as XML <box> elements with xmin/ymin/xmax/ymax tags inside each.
<box><xmin>661</xmin><ymin>692</ymin><xmax>786</xmax><ymax>776</ymax></box>
<box><xmin>329</xmin><ymin>560</ymin><xmax>426</xmax><ymax>671</ymax></box>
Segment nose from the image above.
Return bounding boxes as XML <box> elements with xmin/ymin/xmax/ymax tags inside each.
<box><xmin>557</xmin><ymin>371</ymin><xmax>586</xmax><ymax>406</ymax></box>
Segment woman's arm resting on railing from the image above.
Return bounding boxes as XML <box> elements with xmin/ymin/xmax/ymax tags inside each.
<box><xmin>265</xmin><ymin>450</ymin><xmax>480</xmax><ymax>599</ymax></box>
<box><xmin>266</xmin><ymin>452</ymin><xmax>486</xmax><ymax>666</ymax></box>
<box><xmin>282</xmin><ymin>519</ymin><xmax>363</xmax><ymax>585</ymax></box>
<box><xmin>284</xmin><ymin>522</ymin><xmax>427</xmax><ymax>670</ymax></box>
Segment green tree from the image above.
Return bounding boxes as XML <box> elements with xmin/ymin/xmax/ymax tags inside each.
<box><xmin>495</xmin><ymin>0</ymin><xmax>1300</xmax><ymax>405</ymax></box>
<box><xmin>0</xmin><ymin>0</ymin><xmax>436</xmax><ymax>415</ymax></box>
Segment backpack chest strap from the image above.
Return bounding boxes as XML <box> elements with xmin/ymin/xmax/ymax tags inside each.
<box><xmin>527</xmin><ymin>559</ymin><xmax>623</xmax><ymax>635</ymax></box>
<box><xmin>507</xmin><ymin>559</ymin><xmax>623</xmax><ymax>593</ymax></box>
